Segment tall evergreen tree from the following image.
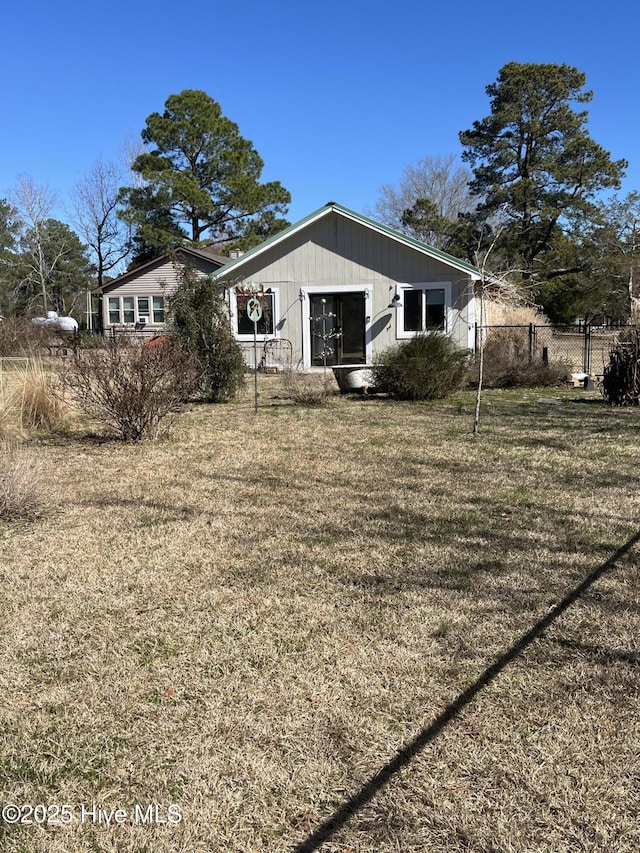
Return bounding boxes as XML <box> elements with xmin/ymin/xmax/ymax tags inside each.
<box><xmin>119</xmin><ymin>90</ymin><xmax>291</xmax><ymax>264</ymax></box>
<box><xmin>459</xmin><ymin>63</ymin><xmax>627</xmax><ymax>295</ymax></box>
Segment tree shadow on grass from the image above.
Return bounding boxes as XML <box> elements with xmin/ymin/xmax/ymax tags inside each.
<box><xmin>481</xmin><ymin>399</ymin><xmax>640</xmax><ymax>442</ymax></box>
<box><xmin>292</xmin><ymin>528</ymin><xmax>640</xmax><ymax>852</ymax></box>
<box><xmin>549</xmin><ymin>636</ymin><xmax>640</xmax><ymax>667</ymax></box>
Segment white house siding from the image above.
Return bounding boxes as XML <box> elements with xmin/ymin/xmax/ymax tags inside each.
<box><xmin>217</xmin><ymin>212</ymin><xmax>475</xmax><ymax>368</ymax></box>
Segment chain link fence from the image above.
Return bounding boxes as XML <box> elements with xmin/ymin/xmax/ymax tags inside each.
<box><xmin>476</xmin><ymin>324</ymin><xmax>636</xmax><ymax>376</ymax></box>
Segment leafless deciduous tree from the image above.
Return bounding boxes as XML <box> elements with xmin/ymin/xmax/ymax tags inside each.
<box><xmin>8</xmin><ymin>176</ymin><xmax>93</xmax><ymax>319</ymax></box>
<box><xmin>119</xmin><ymin>134</ymin><xmax>147</xmax><ymax>189</ymax></box>
<box><xmin>471</xmin><ymin>209</ymin><xmax>527</xmax><ymax>436</ymax></box>
<box><xmin>9</xmin><ymin>176</ymin><xmax>59</xmax><ymax>315</ymax></box>
<box><xmin>70</xmin><ymin>157</ymin><xmax>132</xmax><ymax>288</ymax></box>
<box><xmin>367</xmin><ymin>154</ymin><xmax>474</xmax><ymax>245</ymax></box>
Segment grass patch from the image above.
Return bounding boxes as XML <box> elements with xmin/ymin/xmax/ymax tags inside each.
<box><xmin>0</xmin><ymin>380</ymin><xmax>639</xmax><ymax>851</ymax></box>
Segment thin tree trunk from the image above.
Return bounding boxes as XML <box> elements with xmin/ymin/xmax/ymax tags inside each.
<box><xmin>473</xmin><ymin>282</ymin><xmax>484</xmax><ymax>436</ymax></box>
<box><xmin>38</xmin><ymin>237</ymin><xmax>48</xmax><ymax>315</ymax></box>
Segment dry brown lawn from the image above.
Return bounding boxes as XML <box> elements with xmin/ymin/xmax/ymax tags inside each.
<box><xmin>1</xmin><ymin>378</ymin><xmax>639</xmax><ymax>852</ymax></box>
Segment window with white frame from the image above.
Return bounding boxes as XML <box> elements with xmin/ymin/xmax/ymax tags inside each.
<box><xmin>137</xmin><ymin>297</ymin><xmax>150</xmax><ymax>322</ymax></box>
<box><xmin>232</xmin><ymin>289</ymin><xmax>276</xmax><ymax>338</ymax></box>
<box><xmin>106</xmin><ymin>295</ymin><xmax>165</xmax><ymax>325</ymax></box>
<box><xmin>108</xmin><ymin>297</ymin><xmax>120</xmax><ymax>325</ymax></box>
<box><xmin>122</xmin><ymin>296</ymin><xmax>135</xmax><ymax>324</ymax></box>
<box><xmin>152</xmin><ymin>296</ymin><xmax>165</xmax><ymax>323</ymax></box>
<box><xmin>396</xmin><ymin>283</ymin><xmax>451</xmax><ymax>338</ymax></box>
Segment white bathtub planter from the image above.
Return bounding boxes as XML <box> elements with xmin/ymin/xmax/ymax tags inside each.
<box><xmin>331</xmin><ymin>365</ymin><xmax>377</xmax><ymax>393</ymax></box>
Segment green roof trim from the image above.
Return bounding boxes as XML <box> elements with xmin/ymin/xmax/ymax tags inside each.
<box><xmin>210</xmin><ymin>201</ymin><xmax>486</xmax><ymax>282</ymax></box>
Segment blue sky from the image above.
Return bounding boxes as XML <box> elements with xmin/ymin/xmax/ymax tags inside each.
<box><xmin>1</xmin><ymin>0</ymin><xmax>638</xmax><ymax>229</ymax></box>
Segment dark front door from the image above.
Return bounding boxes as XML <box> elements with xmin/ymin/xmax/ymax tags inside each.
<box><xmin>310</xmin><ymin>293</ymin><xmax>366</xmax><ymax>366</ymax></box>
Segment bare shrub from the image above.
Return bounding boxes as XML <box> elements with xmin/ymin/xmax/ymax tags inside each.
<box><xmin>63</xmin><ymin>336</ymin><xmax>201</xmax><ymax>440</ymax></box>
<box><xmin>478</xmin><ymin>328</ymin><xmax>569</xmax><ymax>388</ymax></box>
<box><xmin>602</xmin><ymin>329</ymin><xmax>640</xmax><ymax>405</ymax></box>
<box><xmin>280</xmin><ymin>367</ymin><xmax>336</xmax><ymax>405</ymax></box>
<box><xmin>0</xmin><ymin>443</ymin><xmax>46</xmax><ymax>520</ymax></box>
<box><xmin>0</xmin><ymin>316</ymin><xmax>57</xmax><ymax>357</ymax></box>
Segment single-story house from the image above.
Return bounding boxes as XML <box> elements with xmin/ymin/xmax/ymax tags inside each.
<box><xmin>94</xmin><ymin>246</ymin><xmax>227</xmax><ymax>336</ymax></box>
<box><xmin>96</xmin><ymin>202</ymin><xmax>488</xmax><ymax>371</ymax></box>
<box><xmin>210</xmin><ymin>201</ymin><xmax>481</xmax><ymax>370</ymax></box>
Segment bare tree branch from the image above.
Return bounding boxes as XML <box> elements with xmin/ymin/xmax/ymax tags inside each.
<box><xmin>9</xmin><ymin>176</ymin><xmax>58</xmax><ymax>314</ymax></box>
<box><xmin>69</xmin><ymin>157</ymin><xmax>132</xmax><ymax>287</ymax></box>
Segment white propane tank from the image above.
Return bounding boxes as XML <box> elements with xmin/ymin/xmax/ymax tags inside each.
<box><xmin>31</xmin><ymin>311</ymin><xmax>78</xmax><ymax>332</ymax></box>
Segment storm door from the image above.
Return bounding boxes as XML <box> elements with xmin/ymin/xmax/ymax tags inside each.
<box><xmin>309</xmin><ymin>293</ymin><xmax>366</xmax><ymax>366</ymax></box>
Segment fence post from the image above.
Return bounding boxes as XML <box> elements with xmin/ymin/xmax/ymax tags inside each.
<box><xmin>583</xmin><ymin>324</ymin><xmax>591</xmax><ymax>374</ymax></box>
<box><xmin>528</xmin><ymin>324</ymin><xmax>535</xmax><ymax>363</ymax></box>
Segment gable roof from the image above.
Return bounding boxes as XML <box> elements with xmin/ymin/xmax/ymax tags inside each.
<box><xmin>94</xmin><ymin>246</ymin><xmax>228</xmax><ymax>295</ymax></box>
<box><xmin>210</xmin><ymin>201</ymin><xmax>486</xmax><ymax>282</ymax></box>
